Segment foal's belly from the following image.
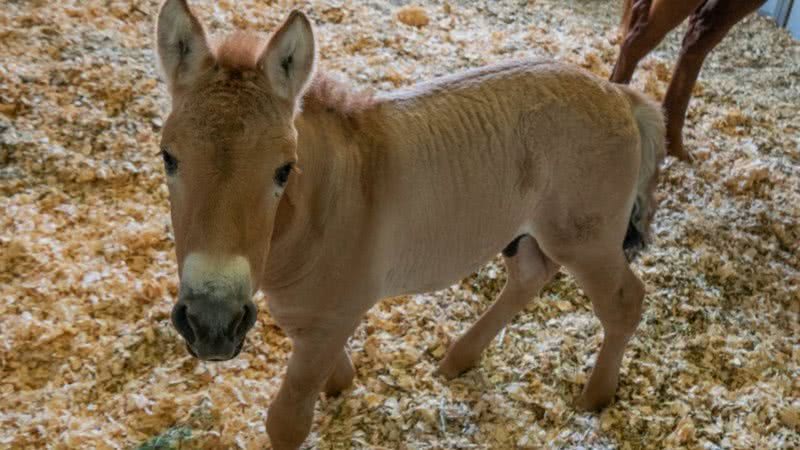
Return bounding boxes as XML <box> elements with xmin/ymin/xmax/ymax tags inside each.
<box><xmin>376</xmin><ymin>193</ymin><xmax>531</xmax><ymax>298</ymax></box>
<box><xmin>384</xmin><ymin>243</ymin><xmax>508</xmax><ymax>297</ymax></box>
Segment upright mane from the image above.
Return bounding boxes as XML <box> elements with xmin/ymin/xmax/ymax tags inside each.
<box><xmin>214</xmin><ymin>32</ymin><xmax>375</xmax><ymax>118</ymax></box>
<box><xmin>215</xmin><ymin>32</ymin><xmax>264</xmax><ymax>70</ymax></box>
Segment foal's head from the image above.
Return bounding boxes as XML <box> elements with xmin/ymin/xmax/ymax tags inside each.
<box><xmin>155</xmin><ymin>0</ymin><xmax>316</xmax><ymax>360</ymax></box>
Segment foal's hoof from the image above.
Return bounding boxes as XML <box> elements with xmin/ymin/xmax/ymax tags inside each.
<box><xmin>323</xmin><ymin>381</ymin><xmax>352</xmax><ymax>398</ymax></box>
<box><xmin>323</xmin><ymin>369</ymin><xmax>355</xmax><ymax>397</ymax></box>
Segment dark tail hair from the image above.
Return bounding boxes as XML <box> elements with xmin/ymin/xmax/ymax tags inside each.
<box><xmin>619</xmin><ymin>85</ymin><xmax>666</xmax><ymax>260</ymax></box>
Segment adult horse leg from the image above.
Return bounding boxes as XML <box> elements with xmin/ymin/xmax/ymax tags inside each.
<box><xmin>438</xmin><ymin>235</ymin><xmax>559</xmax><ymax>378</ymax></box>
<box><xmin>662</xmin><ymin>0</ymin><xmax>766</xmax><ymax>160</ymax></box>
<box><xmin>610</xmin><ymin>0</ymin><xmax>703</xmax><ymax>84</ymax></box>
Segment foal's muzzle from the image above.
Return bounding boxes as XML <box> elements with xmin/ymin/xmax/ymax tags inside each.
<box><xmin>171</xmin><ymin>296</ymin><xmax>257</xmax><ymax>361</ymax></box>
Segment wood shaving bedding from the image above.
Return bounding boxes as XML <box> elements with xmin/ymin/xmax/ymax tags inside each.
<box><xmin>1</xmin><ymin>0</ymin><xmax>798</xmax><ymax>448</ymax></box>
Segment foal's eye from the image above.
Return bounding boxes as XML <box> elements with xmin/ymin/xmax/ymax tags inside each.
<box><xmin>161</xmin><ymin>147</ymin><xmax>178</xmax><ymax>175</ymax></box>
<box><xmin>274</xmin><ymin>162</ymin><xmax>293</xmax><ymax>187</ymax></box>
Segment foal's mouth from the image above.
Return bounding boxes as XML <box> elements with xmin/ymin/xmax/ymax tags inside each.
<box><xmin>185</xmin><ymin>339</ymin><xmax>245</xmax><ymax>362</ymax></box>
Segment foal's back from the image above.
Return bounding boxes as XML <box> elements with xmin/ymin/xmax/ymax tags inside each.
<box><xmin>370</xmin><ymin>59</ymin><xmax>642</xmax><ymax>297</ymax></box>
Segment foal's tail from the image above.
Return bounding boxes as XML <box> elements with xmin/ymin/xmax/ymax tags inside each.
<box><xmin>620</xmin><ymin>85</ymin><xmax>666</xmax><ymax>259</ymax></box>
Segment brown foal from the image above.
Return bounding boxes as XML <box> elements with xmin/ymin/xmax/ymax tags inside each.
<box><xmin>154</xmin><ymin>1</ymin><xmax>666</xmax><ymax>448</ymax></box>
<box><xmin>611</xmin><ymin>0</ymin><xmax>767</xmax><ymax>160</ymax></box>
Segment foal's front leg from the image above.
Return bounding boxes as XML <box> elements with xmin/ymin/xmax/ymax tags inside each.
<box><xmin>266</xmin><ymin>327</ymin><xmax>354</xmax><ymax>450</ymax></box>
<box><xmin>324</xmin><ymin>348</ymin><xmax>355</xmax><ymax>396</ymax></box>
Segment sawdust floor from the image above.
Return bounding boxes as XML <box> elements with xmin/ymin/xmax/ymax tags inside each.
<box><xmin>1</xmin><ymin>0</ymin><xmax>798</xmax><ymax>449</ymax></box>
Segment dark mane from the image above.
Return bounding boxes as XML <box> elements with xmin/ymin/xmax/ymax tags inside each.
<box><xmin>214</xmin><ymin>33</ymin><xmax>376</xmax><ymax>117</ymax></box>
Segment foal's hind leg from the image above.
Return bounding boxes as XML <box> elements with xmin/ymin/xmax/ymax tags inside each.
<box><xmin>438</xmin><ymin>235</ymin><xmax>559</xmax><ymax>379</ymax></box>
<box><xmin>542</xmin><ymin>243</ymin><xmax>645</xmax><ymax>411</ymax></box>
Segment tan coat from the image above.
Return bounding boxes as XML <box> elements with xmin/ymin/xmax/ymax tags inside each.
<box><xmin>155</xmin><ymin>2</ymin><xmax>665</xmax><ymax>449</ymax></box>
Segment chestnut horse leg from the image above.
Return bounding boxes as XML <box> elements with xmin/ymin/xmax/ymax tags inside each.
<box><xmin>438</xmin><ymin>235</ymin><xmax>559</xmax><ymax>378</ymax></box>
<box><xmin>610</xmin><ymin>0</ymin><xmax>704</xmax><ymax>84</ymax></box>
<box><xmin>663</xmin><ymin>0</ymin><xmax>766</xmax><ymax>160</ymax></box>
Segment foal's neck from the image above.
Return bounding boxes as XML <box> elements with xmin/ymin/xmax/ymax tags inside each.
<box><xmin>261</xmin><ymin>76</ymin><xmax>387</xmax><ymax>291</ymax></box>
<box><xmin>262</xmin><ymin>71</ymin><xmax>481</xmax><ymax>293</ymax></box>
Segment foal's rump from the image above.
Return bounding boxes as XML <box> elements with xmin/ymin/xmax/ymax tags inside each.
<box><xmin>373</xmin><ymin>60</ymin><xmax>663</xmax><ymax>295</ymax></box>
<box><xmin>524</xmin><ymin>72</ymin><xmax>665</xmax><ymax>261</ymax></box>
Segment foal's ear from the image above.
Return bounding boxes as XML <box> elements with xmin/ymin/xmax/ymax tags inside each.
<box><xmin>155</xmin><ymin>0</ymin><xmax>212</xmax><ymax>92</ymax></box>
<box><xmin>258</xmin><ymin>11</ymin><xmax>316</xmax><ymax>103</ymax></box>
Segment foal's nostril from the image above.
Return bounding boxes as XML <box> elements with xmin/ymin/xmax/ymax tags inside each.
<box><xmin>171</xmin><ymin>303</ymin><xmax>196</xmax><ymax>344</ymax></box>
<box><xmin>226</xmin><ymin>308</ymin><xmax>245</xmax><ymax>339</ymax></box>
<box><xmin>236</xmin><ymin>303</ymin><xmax>257</xmax><ymax>338</ymax></box>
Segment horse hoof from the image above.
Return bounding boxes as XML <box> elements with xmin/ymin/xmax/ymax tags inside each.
<box><xmin>576</xmin><ymin>390</ymin><xmax>615</xmax><ymax>412</ymax></box>
<box><xmin>323</xmin><ymin>371</ymin><xmax>354</xmax><ymax>397</ymax></box>
<box><xmin>323</xmin><ymin>383</ymin><xmax>350</xmax><ymax>397</ymax></box>
<box><xmin>434</xmin><ymin>355</ymin><xmax>475</xmax><ymax>380</ymax></box>
<box><xmin>667</xmin><ymin>141</ymin><xmax>693</xmax><ymax>163</ymax></box>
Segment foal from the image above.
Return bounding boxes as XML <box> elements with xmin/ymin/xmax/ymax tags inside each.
<box><xmin>155</xmin><ymin>1</ymin><xmax>665</xmax><ymax>448</ymax></box>
<box><xmin>611</xmin><ymin>0</ymin><xmax>766</xmax><ymax>160</ymax></box>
